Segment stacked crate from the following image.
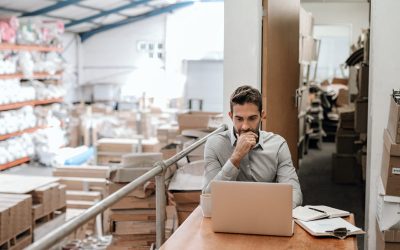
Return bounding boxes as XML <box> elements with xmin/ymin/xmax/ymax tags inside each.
<box><xmin>96</xmin><ymin>138</ymin><xmax>140</xmax><ymax>166</ymax></box>
<box><xmin>332</xmin><ymin>107</ymin><xmax>362</xmax><ymax>184</ymax></box>
<box><xmin>107</xmin><ymin>153</ymin><xmax>162</xmax><ymax>249</ymax></box>
<box><xmin>167</xmin><ymin>160</ymin><xmax>205</xmax><ymax>225</ymax></box>
<box><xmin>376</xmin><ymin>91</ymin><xmax>400</xmax><ymax>250</ymax></box>
<box><xmin>0</xmin><ymin>194</ymin><xmax>32</xmax><ymax>250</ymax></box>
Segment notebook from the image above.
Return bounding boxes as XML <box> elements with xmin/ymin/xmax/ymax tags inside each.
<box><xmin>210</xmin><ymin>181</ymin><xmax>293</xmax><ymax>236</ymax></box>
<box><xmin>293</xmin><ymin>205</ymin><xmax>350</xmax><ymax>222</ymax></box>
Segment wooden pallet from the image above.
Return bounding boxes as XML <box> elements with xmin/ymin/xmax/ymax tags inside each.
<box><xmin>0</xmin><ymin>227</ymin><xmax>32</xmax><ymax>250</ymax></box>
<box><xmin>33</xmin><ymin>206</ymin><xmax>66</xmax><ymax>228</ymax></box>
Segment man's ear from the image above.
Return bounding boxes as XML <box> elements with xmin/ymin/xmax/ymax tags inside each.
<box><xmin>261</xmin><ymin>110</ymin><xmax>266</xmax><ymax>119</ymax></box>
<box><xmin>228</xmin><ymin>111</ymin><xmax>233</xmax><ymax>120</ymax></box>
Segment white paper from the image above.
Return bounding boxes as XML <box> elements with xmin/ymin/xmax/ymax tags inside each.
<box><xmin>300</xmin><ymin>217</ymin><xmax>361</xmax><ymax>234</ymax></box>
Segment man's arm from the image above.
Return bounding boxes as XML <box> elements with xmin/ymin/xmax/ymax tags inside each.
<box><xmin>202</xmin><ymin>135</ymin><xmax>239</xmax><ymax>193</ymax></box>
<box><xmin>276</xmin><ymin>141</ymin><xmax>303</xmax><ymax>208</ymax></box>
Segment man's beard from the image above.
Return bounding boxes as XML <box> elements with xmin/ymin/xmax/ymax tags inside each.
<box><xmin>233</xmin><ymin>121</ymin><xmax>261</xmax><ymax>140</ymax></box>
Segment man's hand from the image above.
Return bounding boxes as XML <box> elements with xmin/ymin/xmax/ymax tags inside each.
<box><xmin>230</xmin><ymin>131</ymin><xmax>258</xmax><ymax>168</ymax></box>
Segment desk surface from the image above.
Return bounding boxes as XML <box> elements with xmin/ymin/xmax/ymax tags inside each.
<box><xmin>161</xmin><ymin>207</ymin><xmax>358</xmax><ymax>250</ymax></box>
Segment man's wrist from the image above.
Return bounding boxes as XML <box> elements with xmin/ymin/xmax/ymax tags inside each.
<box><xmin>230</xmin><ymin>154</ymin><xmax>241</xmax><ymax>168</ymax></box>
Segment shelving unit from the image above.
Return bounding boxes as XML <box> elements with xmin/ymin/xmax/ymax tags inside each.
<box><xmin>0</xmin><ymin>156</ymin><xmax>30</xmax><ymax>171</ymax></box>
<box><xmin>0</xmin><ymin>44</ymin><xmax>64</xmax><ymax>170</ymax></box>
<box><xmin>0</xmin><ymin>98</ymin><xmax>63</xmax><ymax>111</ymax></box>
<box><xmin>0</xmin><ymin>126</ymin><xmax>47</xmax><ymax>141</ymax></box>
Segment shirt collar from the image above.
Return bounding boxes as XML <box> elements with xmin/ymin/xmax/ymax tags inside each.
<box><xmin>229</xmin><ymin>127</ymin><xmax>265</xmax><ymax>150</ymax></box>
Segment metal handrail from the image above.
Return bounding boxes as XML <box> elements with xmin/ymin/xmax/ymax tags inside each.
<box><xmin>26</xmin><ymin>124</ymin><xmax>228</xmax><ymax>250</ymax></box>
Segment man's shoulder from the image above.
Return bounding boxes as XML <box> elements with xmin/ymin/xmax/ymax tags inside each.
<box><xmin>206</xmin><ymin>130</ymin><xmax>231</xmax><ymax>145</ymax></box>
<box><xmin>261</xmin><ymin>131</ymin><xmax>287</xmax><ymax>144</ymax></box>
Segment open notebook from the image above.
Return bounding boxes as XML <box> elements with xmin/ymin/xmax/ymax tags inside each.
<box><xmin>293</xmin><ymin>205</ymin><xmax>350</xmax><ymax>222</ymax></box>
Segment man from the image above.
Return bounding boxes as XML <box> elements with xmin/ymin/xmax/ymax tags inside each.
<box><xmin>202</xmin><ymin>85</ymin><xmax>302</xmax><ymax>208</ymax></box>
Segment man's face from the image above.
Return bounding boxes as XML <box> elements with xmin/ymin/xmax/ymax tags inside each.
<box><xmin>229</xmin><ymin>103</ymin><xmax>264</xmax><ymax>136</ymax></box>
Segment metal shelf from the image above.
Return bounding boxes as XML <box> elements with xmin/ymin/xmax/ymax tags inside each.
<box><xmin>0</xmin><ymin>98</ymin><xmax>63</xmax><ymax>111</ymax></box>
<box><xmin>0</xmin><ymin>126</ymin><xmax>46</xmax><ymax>141</ymax></box>
<box><xmin>0</xmin><ymin>156</ymin><xmax>30</xmax><ymax>171</ymax></box>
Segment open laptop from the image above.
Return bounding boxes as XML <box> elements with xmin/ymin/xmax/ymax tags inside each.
<box><xmin>211</xmin><ymin>180</ymin><xmax>293</xmax><ymax>236</ymax></box>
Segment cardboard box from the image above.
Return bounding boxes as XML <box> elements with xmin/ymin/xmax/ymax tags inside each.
<box><xmin>121</xmin><ymin>153</ymin><xmax>162</xmax><ymax>168</ymax></box>
<box><xmin>336</xmin><ymin>88</ymin><xmax>349</xmax><ymax>107</ymax></box>
<box><xmin>53</xmin><ymin>165</ymin><xmax>111</xmax><ymax>179</ymax></box>
<box><xmin>332</xmin><ymin>154</ymin><xmax>360</xmax><ymax>184</ymax></box>
<box><xmin>338</xmin><ymin>109</ymin><xmax>355</xmax><ymax>129</ymax></box>
<box><xmin>376</xmin><ymin>220</ymin><xmax>400</xmax><ymax>250</ymax></box>
<box><xmin>355</xmin><ymin>98</ymin><xmax>368</xmax><ymax>133</ymax></box>
<box><xmin>113</xmin><ymin>221</ymin><xmax>156</xmax><ymax>235</ymax></box>
<box><xmin>97</xmin><ymin>138</ymin><xmax>139</xmax><ymax>153</ymax></box>
<box><xmin>110</xmin><ymin>209</ymin><xmax>156</xmax><ymax>222</ymax></box>
<box><xmin>177</xmin><ymin>112</ymin><xmax>223</xmax><ymax>132</ymax></box>
<box><xmin>111</xmin><ymin>195</ymin><xmax>156</xmax><ymax>210</ymax></box>
<box><xmin>108</xmin><ymin>182</ymin><xmax>154</xmax><ymax>199</ymax></box>
<box><xmin>358</xmin><ymin>63</ymin><xmax>369</xmax><ymax>98</ymax></box>
<box><xmin>336</xmin><ymin>128</ymin><xmax>360</xmax><ymax>154</ymax></box>
<box><xmin>381</xmin><ymin>129</ymin><xmax>400</xmax><ymax>196</ymax></box>
<box><xmin>66</xmin><ymin>190</ymin><xmax>102</xmax><ymax>202</ymax></box>
<box><xmin>142</xmin><ymin>138</ymin><xmax>162</xmax><ymax>153</ymax></box>
<box><xmin>387</xmin><ymin>97</ymin><xmax>400</xmax><ymax>144</ymax></box>
<box><xmin>109</xmin><ymin>167</ymin><xmax>152</xmax><ymax>183</ymax></box>
<box><xmin>377</xmin><ymin>178</ymin><xmax>400</xmax><ymax>231</ymax></box>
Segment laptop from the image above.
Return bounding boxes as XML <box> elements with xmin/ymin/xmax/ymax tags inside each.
<box><xmin>211</xmin><ymin>180</ymin><xmax>293</xmax><ymax>236</ymax></box>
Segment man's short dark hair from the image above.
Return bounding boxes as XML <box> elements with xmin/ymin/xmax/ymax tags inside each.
<box><xmin>230</xmin><ymin>85</ymin><xmax>262</xmax><ymax>113</ymax></box>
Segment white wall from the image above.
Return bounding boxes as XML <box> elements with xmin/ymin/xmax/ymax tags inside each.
<box><xmin>301</xmin><ymin>2</ymin><xmax>369</xmax><ymax>44</ymax></box>
<box><xmin>224</xmin><ymin>0</ymin><xmax>262</xmax><ymax>122</ymax></box>
<box><xmin>82</xmin><ymin>15</ymin><xmax>166</xmax><ymax>86</ymax></box>
<box><xmin>366</xmin><ymin>1</ymin><xmax>400</xmax><ymax>249</ymax></box>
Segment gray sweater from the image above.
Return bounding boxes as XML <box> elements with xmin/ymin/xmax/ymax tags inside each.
<box><xmin>202</xmin><ymin>128</ymin><xmax>302</xmax><ymax>208</ymax></box>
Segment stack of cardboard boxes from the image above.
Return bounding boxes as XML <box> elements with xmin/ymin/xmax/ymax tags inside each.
<box><xmin>53</xmin><ymin>165</ymin><xmax>111</xmax><ymax>238</ymax></box>
<box><xmin>107</xmin><ymin>153</ymin><xmax>160</xmax><ymax>249</ymax></box>
<box><xmin>0</xmin><ymin>194</ymin><xmax>32</xmax><ymax>250</ymax></box>
<box><xmin>167</xmin><ymin>160</ymin><xmax>205</xmax><ymax>225</ymax></box>
<box><xmin>332</xmin><ymin>108</ymin><xmax>362</xmax><ymax>184</ymax></box>
<box><xmin>0</xmin><ymin>174</ymin><xmax>67</xmax><ymax>247</ymax></box>
<box><xmin>376</xmin><ymin>92</ymin><xmax>400</xmax><ymax>250</ymax></box>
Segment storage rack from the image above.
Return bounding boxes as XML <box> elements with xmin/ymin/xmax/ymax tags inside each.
<box><xmin>0</xmin><ymin>44</ymin><xmax>63</xmax><ymax>171</ymax></box>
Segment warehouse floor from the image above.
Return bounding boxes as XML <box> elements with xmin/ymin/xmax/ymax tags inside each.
<box><xmin>298</xmin><ymin>142</ymin><xmax>365</xmax><ymax>249</ymax></box>
<box><xmin>4</xmin><ymin>141</ymin><xmax>365</xmax><ymax>249</ymax></box>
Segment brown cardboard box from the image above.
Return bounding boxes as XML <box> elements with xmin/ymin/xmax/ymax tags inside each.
<box><xmin>142</xmin><ymin>138</ymin><xmax>162</xmax><ymax>153</ymax></box>
<box><xmin>59</xmin><ymin>177</ymin><xmax>108</xmax><ymax>191</ymax></box>
<box><xmin>113</xmin><ymin>221</ymin><xmax>156</xmax><ymax>235</ymax></box>
<box><xmin>381</xmin><ymin>129</ymin><xmax>400</xmax><ymax>196</ymax></box>
<box><xmin>177</xmin><ymin>112</ymin><xmax>223</xmax><ymax>132</ymax></box>
<box><xmin>168</xmin><ymin>191</ymin><xmax>200</xmax><ymax>205</ymax></box>
<box><xmin>336</xmin><ymin>128</ymin><xmax>359</xmax><ymax>154</ymax></box>
<box><xmin>336</xmin><ymin>88</ymin><xmax>349</xmax><ymax>107</ymax></box>
<box><xmin>111</xmin><ymin>195</ymin><xmax>156</xmax><ymax>210</ymax></box>
<box><xmin>376</xmin><ymin>220</ymin><xmax>400</xmax><ymax>250</ymax></box>
<box><xmin>66</xmin><ymin>190</ymin><xmax>101</xmax><ymax>202</ymax></box>
<box><xmin>338</xmin><ymin>109</ymin><xmax>355</xmax><ymax>129</ymax></box>
<box><xmin>387</xmin><ymin>97</ymin><xmax>400</xmax><ymax>144</ymax></box>
<box><xmin>332</xmin><ymin>154</ymin><xmax>360</xmax><ymax>184</ymax></box>
<box><xmin>355</xmin><ymin>98</ymin><xmax>368</xmax><ymax>133</ymax></box>
<box><xmin>121</xmin><ymin>153</ymin><xmax>162</xmax><ymax>168</ymax></box>
<box><xmin>97</xmin><ymin>138</ymin><xmax>139</xmax><ymax>153</ymax></box>
<box><xmin>109</xmin><ymin>167</ymin><xmax>152</xmax><ymax>183</ymax></box>
<box><xmin>108</xmin><ymin>182</ymin><xmax>154</xmax><ymax>199</ymax></box>
<box><xmin>109</xmin><ymin>209</ymin><xmax>156</xmax><ymax>222</ymax></box>
<box><xmin>53</xmin><ymin>165</ymin><xmax>111</xmax><ymax>179</ymax></box>
<box><xmin>358</xmin><ymin>63</ymin><xmax>369</xmax><ymax>98</ymax></box>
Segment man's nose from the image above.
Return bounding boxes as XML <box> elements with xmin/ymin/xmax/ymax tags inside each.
<box><xmin>242</xmin><ymin>120</ymin><xmax>249</xmax><ymax>130</ymax></box>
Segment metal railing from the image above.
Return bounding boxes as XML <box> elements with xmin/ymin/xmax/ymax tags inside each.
<box><xmin>26</xmin><ymin>124</ymin><xmax>228</xmax><ymax>250</ymax></box>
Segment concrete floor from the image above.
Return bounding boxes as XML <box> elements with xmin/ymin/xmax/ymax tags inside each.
<box><xmin>298</xmin><ymin>142</ymin><xmax>365</xmax><ymax>249</ymax></box>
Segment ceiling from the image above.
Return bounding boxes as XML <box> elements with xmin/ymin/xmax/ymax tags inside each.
<box><xmin>0</xmin><ymin>0</ymin><xmax>219</xmax><ymax>42</ymax></box>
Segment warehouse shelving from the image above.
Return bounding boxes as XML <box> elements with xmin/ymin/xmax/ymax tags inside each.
<box><xmin>0</xmin><ymin>43</ymin><xmax>64</xmax><ymax>170</ymax></box>
<box><xmin>0</xmin><ymin>156</ymin><xmax>30</xmax><ymax>171</ymax></box>
<box><xmin>0</xmin><ymin>98</ymin><xmax>64</xmax><ymax>111</ymax></box>
<box><xmin>0</xmin><ymin>126</ymin><xmax>48</xmax><ymax>141</ymax></box>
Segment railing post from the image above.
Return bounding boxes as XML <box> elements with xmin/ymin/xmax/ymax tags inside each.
<box><xmin>155</xmin><ymin>161</ymin><xmax>166</xmax><ymax>249</ymax></box>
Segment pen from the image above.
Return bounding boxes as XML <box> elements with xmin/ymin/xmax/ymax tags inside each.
<box><xmin>309</xmin><ymin>207</ymin><xmax>327</xmax><ymax>214</ymax></box>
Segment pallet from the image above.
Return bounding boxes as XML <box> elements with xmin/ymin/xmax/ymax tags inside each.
<box><xmin>33</xmin><ymin>206</ymin><xmax>66</xmax><ymax>228</ymax></box>
<box><xmin>0</xmin><ymin>227</ymin><xmax>32</xmax><ymax>250</ymax></box>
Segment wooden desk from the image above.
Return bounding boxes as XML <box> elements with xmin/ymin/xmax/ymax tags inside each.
<box><xmin>161</xmin><ymin>207</ymin><xmax>357</xmax><ymax>250</ymax></box>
